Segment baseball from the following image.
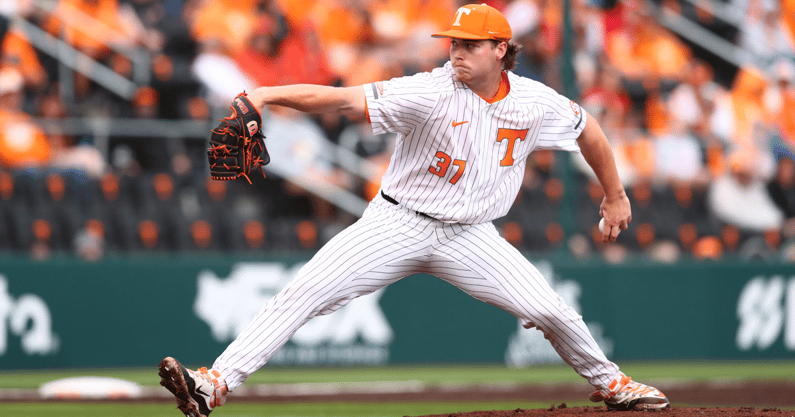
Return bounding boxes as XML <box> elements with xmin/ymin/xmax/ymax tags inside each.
<box><xmin>599</xmin><ymin>218</ymin><xmax>621</xmax><ymax>236</ymax></box>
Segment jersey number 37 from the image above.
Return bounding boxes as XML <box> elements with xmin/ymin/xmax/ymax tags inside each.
<box><xmin>428</xmin><ymin>128</ymin><xmax>529</xmax><ymax>184</ymax></box>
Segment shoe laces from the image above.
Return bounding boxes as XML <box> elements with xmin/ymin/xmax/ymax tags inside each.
<box><xmin>196</xmin><ymin>367</ymin><xmax>228</xmax><ymax>408</ymax></box>
<box><xmin>590</xmin><ymin>372</ymin><xmax>659</xmax><ymax>402</ymax></box>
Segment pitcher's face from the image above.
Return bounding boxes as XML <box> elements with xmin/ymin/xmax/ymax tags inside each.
<box><xmin>449</xmin><ymin>38</ymin><xmax>505</xmax><ymax>84</ymax></box>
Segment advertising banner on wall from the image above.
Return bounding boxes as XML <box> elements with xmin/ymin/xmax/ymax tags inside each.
<box><xmin>0</xmin><ymin>255</ymin><xmax>793</xmax><ymax>369</ymax></box>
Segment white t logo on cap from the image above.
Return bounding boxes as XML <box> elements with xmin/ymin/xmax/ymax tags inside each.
<box><xmin>453</xmin><ymin>7</ymin><xmax>472</xmax><ymax>26</ymax></box>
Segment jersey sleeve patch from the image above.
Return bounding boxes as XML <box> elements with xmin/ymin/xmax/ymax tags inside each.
<box><xmin>533</xmin><ymin>92</ymin><xmax>587</xmax><ymax>152</ymax></box>
<box><xmin>370</xmin><ymin>82</ymin><xmax>385</xmax><ymax>100</ymax></box>
<box><xmin>570</xmin><ymin>100</ymin><xmax>583</xmax><ymax>130</ymax></box>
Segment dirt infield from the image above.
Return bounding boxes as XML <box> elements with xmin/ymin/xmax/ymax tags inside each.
<box><xmin>406</xmin><ymin>380</ymin><xmax>795</xmax><ymax>417</ymax></box>
<box><xmin>418</xmin><ymin>405</ymin><xmax>794</xmax><ymax>417</ymax></box>
<box><xmin>230</xmin><ymin>380</ymin><xmax>795</xmax><ymax>417</ymax></box>
<box><xmin>228</xmin><ymin>380</ymin><xmax>795</xmax><ymax>408</ymax></box>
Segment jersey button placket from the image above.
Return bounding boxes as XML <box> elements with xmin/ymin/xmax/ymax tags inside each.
<box><xmin>466</xmin><ymin>108</ymin><xmax>493</xmax><ymax>220</ymax></box>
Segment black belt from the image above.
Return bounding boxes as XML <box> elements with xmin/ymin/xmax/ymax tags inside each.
<box><xmin>381</xmin><ymin>191</ymin><xmax>433</xmax><ymax>220</ymax></box>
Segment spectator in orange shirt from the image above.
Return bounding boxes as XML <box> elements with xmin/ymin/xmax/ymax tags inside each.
<box><xmin>1</xmin><ymin>29</ymin><xmax>47</xmax><ymax>91</ymax></box>
<box><xmin>235</xmin><ymin>13</ymin><xmax>337</xmax><ymax>88</ymax></box>
<box><xmin>366</xmin><ymin>0</ymin><xmax>455</xmax><ymax>74</ymax></box>
<box><xmin>364</xmin><ymin>0</ymin><xmax>455</xmax><ymax>43</ymax></box>
<box><xmin>604</xmin><ymin>0</ymin><xmax>691</xmax><ymax>118</ymax></box>
<box><xmin>189</xmin><ymin>0</ymin><xmax>262</xmax><ymax>56</ymax></box>
<box><xmin>729</xmin><ymin>67</ymin><xmax>772</xmax><ymax>147</ymax></box>
<box><xmin>783</xmin><ymin>0</ymin><xmax>795</xmax><ymax>47</ymax></box>
<box><xmin>769</xmin><ymin>59</ymin><xmax>795</xmax><ymax>161</ymax></box>
<box><xmin>0</xmin><ymin>68</ymin><xmax>50</xmax><ymax>170</ymax></box>
<box><xmin>44</xmin><ymin>0</ymin><xmax>138</xmax><ymax>61</ymax></box>
<box><xmin>275</xmin><ymin>0</ymin><xmax>316</xmax><ymax>28</ymax></box>
<box><xmin>307</xmin><ymin>0</ymin><xmax>372</xmax><ymax>48</ymax></box>
<box><xmin>43</xmin><ymin>0</ymin><xmax>142</xmax><ymax>99</ymax></box>
<box><xmin>302</xmin><ymin>0</ymin><xmax>374</xmax><ymax>84</ymax></box>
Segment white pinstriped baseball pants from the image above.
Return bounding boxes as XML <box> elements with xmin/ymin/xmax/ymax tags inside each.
<box><xmin>214</xmin><ymin>193</ymin><xmax>619</xmax><ymax>391</ymax></box>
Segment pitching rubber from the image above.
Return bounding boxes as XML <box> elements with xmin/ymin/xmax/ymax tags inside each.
<box><xmin>158</xmin><ymin>357</ymin><xmax>205</xmax><ymax>417</ymax></box>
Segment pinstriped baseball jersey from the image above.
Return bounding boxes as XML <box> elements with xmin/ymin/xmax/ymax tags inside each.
<box><xmin>211</xmin><ymin>62</ymin><xmax>620</xmax><ymax>394</ymax></box>
<box><xmin>365</xmin><ymin>61</ymin><xmax>586</xmax><ymax>224</ymax></box>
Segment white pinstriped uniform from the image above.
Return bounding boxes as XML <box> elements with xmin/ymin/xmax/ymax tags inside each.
<box><xmin>371</xmin><ymin>62</ymin><xmax>583</xmax><ymax>224</ymax></box>
<box><xmin>213</xmin><ymin>61</ymin><xmax>619</xmax><ymax>392</ymax></box>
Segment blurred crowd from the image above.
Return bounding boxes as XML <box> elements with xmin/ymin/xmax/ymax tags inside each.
<box><xmin>0</xmin><ymin>0</ymin><xmax>793</xmax><ymax>263</ymax></box>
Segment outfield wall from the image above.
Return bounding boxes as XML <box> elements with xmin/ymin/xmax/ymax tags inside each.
<box><xmin>0</xmin><ymin>255</ymin><xmax>793</xmax><ymax>369</ymax></box>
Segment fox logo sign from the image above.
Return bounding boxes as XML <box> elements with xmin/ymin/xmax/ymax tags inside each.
<box><xmin>194</xmin><ymin>263</ymin><xmax>393</xmax><ymax>365</ymax></box>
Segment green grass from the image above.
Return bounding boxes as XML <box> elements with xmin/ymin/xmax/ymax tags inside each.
<box><xmin>3</xmin><ymin>361</ymin><xmax>794</xmax><ymax>417</ymax></box>
<box><xmin>0</xmin><ymin>400</ymin><xmax>591</xmax><ymax>417</ymax></box>
<box><xmin>2</xmin><ymin>360</ymin><xmax>794</xmax><ymax>389</ymax></box>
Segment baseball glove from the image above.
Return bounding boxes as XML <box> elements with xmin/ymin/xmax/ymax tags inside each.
<box><xmin>207</xmin><ymin>92</ymin><xmax>270</xmax><ymax>183</ymax></box>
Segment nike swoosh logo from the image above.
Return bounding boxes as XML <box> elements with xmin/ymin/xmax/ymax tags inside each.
<box><xmin>195</xmin><ymin>386</ymin><xmax>210</xmax><ymax>397</ymax></box>
<box><xmin>452</xmin><ymin>120</ymin><xmax>469</xmax><ymax>127</ymax></box>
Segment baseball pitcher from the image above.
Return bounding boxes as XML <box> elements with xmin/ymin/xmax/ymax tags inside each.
<box><xmin>160</xmin><ymin>4</ymin><xmax>669</xmax><ymax>416</ymax></box>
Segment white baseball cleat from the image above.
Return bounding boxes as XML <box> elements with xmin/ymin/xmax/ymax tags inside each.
<box><xmin>590</xmin><ymin>371</ymin><xmax>670</xmax><ymax>411</ymax></box>
<box><xmin>158</xmin><ymin>357</ymin><xmax>227</xmax><ymax>417</ymax></box>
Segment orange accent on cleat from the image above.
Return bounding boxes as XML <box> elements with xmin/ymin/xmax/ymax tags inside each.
<box><xmin>589</xmin><ymin>372</ymin><xmax>669</xmax><ymax>411</ymax></box>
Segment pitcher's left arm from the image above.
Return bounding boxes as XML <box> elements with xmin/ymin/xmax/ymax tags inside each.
<box><xmin>576</xmin><ymin>111</ymin><xmax>631</xmax><ymax>242</ymax></box>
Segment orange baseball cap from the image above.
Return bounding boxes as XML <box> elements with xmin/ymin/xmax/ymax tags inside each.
<box><xmin>432</xmin><ymin>4</ymin><xmax>512</xmax><ymax>41</ymax></box>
